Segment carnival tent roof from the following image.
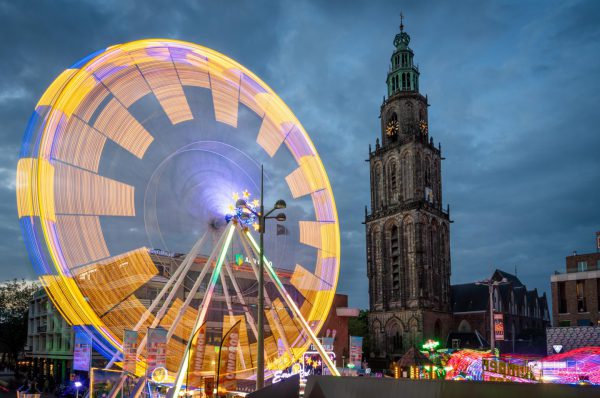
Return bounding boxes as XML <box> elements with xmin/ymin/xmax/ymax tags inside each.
<box><xmin>396</xmin><ymin>347</ymin><xmax>434</xmax><ymax>368</ymax></box>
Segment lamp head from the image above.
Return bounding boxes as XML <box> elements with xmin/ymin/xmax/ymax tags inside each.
<box><xmin>74</xmin><ymin>382</ymin><xmax>82</xmax><ymax>388</ymax></box>
<box><xmin>275</xmin><ymin>213</ymin><xmax>286</xmax><ymax>222</ymax></box>
<box><xmin>274</xmin><ymin>199</ymin><xmax>287</xmax><ymax>209</ymax></box>
<box><xmin>235</xmin><ymin>199</ymin><xmax>247</xmax><ymax>209</ymax></box>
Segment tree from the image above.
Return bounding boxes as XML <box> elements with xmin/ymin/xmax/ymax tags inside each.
<box><xmin>348</xmin><ymin>309</ymin><xmax>371</xmax><ymax>360</ymax></box>
<box><xmin>0</xmin><ymin>279</ymin><xmax>39</xmax><ymax>372</ymax></box>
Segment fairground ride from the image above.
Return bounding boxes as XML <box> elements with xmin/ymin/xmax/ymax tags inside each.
<box><xmin>16</xmin><ymin>39</ymin><xmax>340</xmax><ymax>394</ymax></box>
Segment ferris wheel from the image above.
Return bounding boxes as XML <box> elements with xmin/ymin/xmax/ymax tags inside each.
<box><xmin>16</xmin><ymin>39</ymin><xmax>340</xmax><ymax>390</ymax></box>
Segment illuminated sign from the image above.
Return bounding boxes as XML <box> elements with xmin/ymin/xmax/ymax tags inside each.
<box><xmin>422</xmin><ymin>339</ymin><xmax>440</xmax><ymax>351</ymax></box>
<box><xmin>273</xmin><ymin>363</ymin><xmax>309</xmax><ymax>384</ymax></box>
<box><xmin>151</xmin><ymin>367</ymin><xmax>167</xmax><ymax>383</ymax></box>
<box><xmin>148</xmin><ymin>248</ymin><xmax>177</xmax><ymax>258</ymax></box>
<box><xmin>482</xmin><ymin>359</ymin><xmax>535</xmax><ymax>381</ymax></box>
<box><xmin>274</xmin><ymin>351</ymin><xmax>336</xmax><ymax>384</ymax></box>
<box><xmin>235</xmin><ymin>253</ymin><xmax>244</xmax><ymax>266</ymax></box>
<box><xmin>493</xmin><ymin>313</ymin><xmax>505</xmax><ymax>341</ymax></box>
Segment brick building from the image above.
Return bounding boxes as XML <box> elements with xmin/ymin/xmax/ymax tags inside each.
<box><xmin>317</xmin><ymin>294</ymin><xmax>359</xmax><ymax>366</ymax></box>
<box><xmin>551</xmin><ymin>247</ymin><xmax>600</xmax><ymax>327</ymax></box>
<box><xmin>547</xmin><ymin>236</ymin><xmax>600</xmax><ymax>354</ymax></box>
<box><xmin>451</xmin><ymin>270</ymin><xmax>550</xmax><ymax>354</ymax></box>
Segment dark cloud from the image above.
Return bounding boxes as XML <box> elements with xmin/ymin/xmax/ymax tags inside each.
<box><xmin>0</xmin><ymin>0</ymin><xmax>599</xmax><ymax>312</ymax></box>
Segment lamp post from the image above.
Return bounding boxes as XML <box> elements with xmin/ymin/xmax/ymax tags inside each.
<box><xmin>74</xmin><ymin>381</ymin><xmax>82</xmax><ymax>398</ymax></box>
<box><xmin>236</xmin><ymin>165</ymin><xmax>286</xmax><ymax>390</ymax></box>
<box><xmin>475</xmin><ymin>277</ymin><xmax>508</xmax><ymax>353</ymax></box>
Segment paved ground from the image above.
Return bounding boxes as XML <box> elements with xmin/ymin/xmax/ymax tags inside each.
<box><xmin>0</xmin><ymin>392</ymin><xmax>57</xmax><ymax>398</ymax></box>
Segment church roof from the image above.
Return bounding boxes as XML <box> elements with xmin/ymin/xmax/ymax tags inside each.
<box><xmin>451</xmin><ymin>283</ymin><xmax>488</xmax><ymax>312</ymax></box>
<box><xmin>492</xmin><ymin>269</ymin><xmax>524</xmax><ymax>287</ymax></box>
<box><xmin>451</xmin><ymin>269</ymin><xmax>549</xmax><ymax>317</ymax></box>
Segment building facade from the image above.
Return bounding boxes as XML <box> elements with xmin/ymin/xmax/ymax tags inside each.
<box><xmin>26</xmin><ymin>289</ymin><xmax>74</xmax><ymax>383</ymax></box>
<box><xmin>547</xmin><ymin>236</ymin><xmax>600</xmax><ymax>354</ymax></box>
<box><xmin>551</xmin><ymin>246</ymin><xmax>600</xmax><ymax>327</ymax></box>
<box><xmin>316</xmin><ymin>294</ymin><xmax>359</xmax><ymax>367</ymax></box>
<box><xmin>451</xmin><ymin>270</ymin><xmax>550</xmax><ymax>354</ymax></box>
<box><xmin>366</xmin><ymin>20</ymin><xmax>452</xmax><ymax>362</ymax></box>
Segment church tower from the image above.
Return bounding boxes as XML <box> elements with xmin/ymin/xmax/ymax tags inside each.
<box><xmin>366</xmin><ymin>17</ymin><xmax>452</xmax><ymax>361</ymax></box>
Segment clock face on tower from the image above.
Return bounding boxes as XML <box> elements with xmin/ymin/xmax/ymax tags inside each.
<box><xmin>386</xmin><ymin>119</ymin><xmax>399</xmax><ymax>137</ymax></box>
<box><xmin>419</xmin><ymin>120</ymin><xmax>428</xmax><ymax>135</ymax></box>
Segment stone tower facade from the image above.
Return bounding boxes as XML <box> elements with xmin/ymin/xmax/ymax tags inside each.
<box><xmin>366</xmin><ymin>20</ymin><xmax>452</xmax><ymax>361</ymax></box>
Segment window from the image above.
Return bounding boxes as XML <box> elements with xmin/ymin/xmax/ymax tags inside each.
<box><xmin>558</xmin><ymin>282</ymin><xmax>567</xmax><ymax>313</ymax></box>
<box><xmin>577</xmin><ymin>261</ymin><xmax>588</xmax><ymax>272</ymax></box>
<box><xmin>577</xmin><ymin>280</ymin><xmax>587</xmax><ymax>312</ymax></box>
<box><xmin>390</xmin><ymin>162</ymin><xmax>397</xmax><ymax>191</ymax></box>
<box><xmin>559</xmin><ymin>320</ymin><xmax>571</xmax><ymax>327</ymax></box>
<box><xmin>391</xmin><ymin>226</ymin><xmax>400</xmax><ymax>298</ymax></box>
<box><xmin>597</xmin><ymin>278</ymin><xmax>600</xmax><ymax>310</ymax></box>
<box><xmin>393</xmin><ymin>332</ymin><xmax>402</xmax><ymax>351</ymax></box>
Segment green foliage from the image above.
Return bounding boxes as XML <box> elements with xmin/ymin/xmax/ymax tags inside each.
<box><xmin>348</xmin><ymin>309</ymin><xmax>370</xmax><ymax>359</ymax></box>
<box><xmin>0</xmin><ymin>279</ymin><xmax>39</xmax><ymax>368</ymax></box>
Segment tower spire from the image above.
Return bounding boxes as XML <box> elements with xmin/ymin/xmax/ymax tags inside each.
<box><xmin>400</xmin><ymin>11</ymin><xmax>404</xmax><ymax>32</ymax></box>
<box><xmin>388</xmin><ymin>12</ymin><xmax>420</xmax><ymax>96</ymax></box>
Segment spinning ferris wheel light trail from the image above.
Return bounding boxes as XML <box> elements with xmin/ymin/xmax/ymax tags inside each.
<box><xmin>17</xmin><ymin>38</ymin><xmax>341</xmax><ymax>394</ymax></box>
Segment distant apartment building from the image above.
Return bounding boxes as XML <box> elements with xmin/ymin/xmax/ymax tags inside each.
<box><xmin>547</xmin><ymin>233</ymin><xmax>600</xmax><ymax>354</ymax></box>
<box><xmin>551</xmin><ymin>249</ymin><xmax>600</xmax><ymax>327</ymax></box>
<box><xmin>26</xmin><ymin>289</ymin><xmax>74</xmax><ymax>382</ymax></box>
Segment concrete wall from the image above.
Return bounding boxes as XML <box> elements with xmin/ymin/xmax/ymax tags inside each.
<box><xmin>304</xmin><ymin>376</ymin><xmax>599</xmax><ymax>398</ymax></box>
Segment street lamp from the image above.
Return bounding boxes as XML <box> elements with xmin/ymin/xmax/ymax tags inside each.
<box><xmin>74</xmin><ymin>381</ymin><xmax>82</xmax><ymax>398</ymax></box>
<box><xmin>236</xmin><ymin>165</ymin><xmax>286</xmax><ymax>390</ymax></box>
<box><xmin>475</xmin><ymin>277</ymin><xmax>508</xmax><ymax>353</ymax></box>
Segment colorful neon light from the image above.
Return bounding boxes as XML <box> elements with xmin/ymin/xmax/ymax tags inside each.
<box><xmin>17</xmin><ymin>39</ymin><xmax>340</xmax><ymax>388</ymax></box>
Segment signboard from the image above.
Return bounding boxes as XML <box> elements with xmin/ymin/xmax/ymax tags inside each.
<box><xmin>73</xmin><ymin>329</ymin><xmax>92</xmax><ymax>371</ymax></box>
<box><xmin>482</xmin><ymin>358</ymin><xmax>536</xmax><ymax>381</ymax></box>
<box><xmin>187</xmin><ymin>323</ymin><xmax>207</xmax><ymax>389</ymax></box>
<box><xmin>123</xmin><ymin>330</ymin><xmax>138</xmax><ymax>374</ymax></box>
<box><xmin>235</xmin><ymin>253</ymin><xmax>244</xmax><ymax>266</ymax></box>
<box><xmin>321</xmin><ymin>337</ymin><xmax>334</xmax><ymax>352</ymax></box>
<box><xmin>302</xmin><ymin>351</ymin><xmax>336</xmax><ymax>376</ymax></box>
<box><xmin>274</xmin><ymin>351</ymin><xmax>336</xmax><ymax>385</ymax></box>
<box><xmin>218</xmin><ymin>321</ymin><xmax>241</xmax><ymax>394</ymax></box>
<box><xmin>349</xmin><ymin>336</ymin><xmax>363</xmax><ymax>368</ymax></box>
<box><xmin>596</xmin><ymin>231</ymin><xmax>600</xmax><ymax>250</ymax></box>
<box><xmin>493</xmin><ymin>313</ymin><xmax>505</xmax><ymax>341</ymax></box>
<box><xmin>146</xmin><ymin>328</ymin><xmax>167</xmax><ymax>376</ymax></box>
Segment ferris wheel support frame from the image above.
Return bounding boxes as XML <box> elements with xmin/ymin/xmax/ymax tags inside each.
<box><xmin>234</xmin><ymin>226</ymin><xmax>295</xmax><ymax>365</ymax></box>
<box><xmin>243</xmin><ymin>230</ymin><xmax>340</xmax><ymax>377</ymax></box>
<box><xmin>167</xmin><ymin>223</ymin><xmax>236</xmax><ymax>398</ymax></box>
<box><xmin>104</xmin><ymin>231</ymin><xmax>211</xmax><ymax>370</ymax></box>
<box><xmin>219</xmin><ymin>269</ymin><xmax>248</xmax><ymax>370</ymax></box>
